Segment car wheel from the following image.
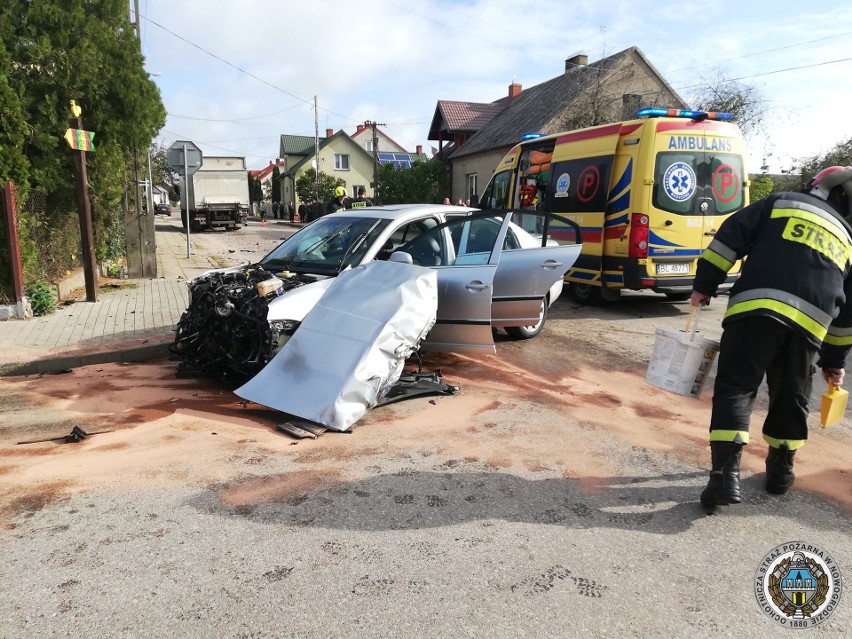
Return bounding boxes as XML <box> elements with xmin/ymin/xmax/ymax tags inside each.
<box><xmin>665</xmin><ymin>292</ymin><xmax>691</xmax><ymax>301</ymax></box>
<box><xmin>568</xmin><ymin>282</ymin><xmax>602</xmax><ymax>305</ymax></box>
<box><xmin>505</xmin><ymin>297</ymin><xmax>547</xmax><ymax>340</ymax></box>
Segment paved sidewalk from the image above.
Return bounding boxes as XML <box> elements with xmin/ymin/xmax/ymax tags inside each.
<box><xmin>0</xmin><ymin>218</ymin><xmax>224</xmax><ymax>376</ymax></box>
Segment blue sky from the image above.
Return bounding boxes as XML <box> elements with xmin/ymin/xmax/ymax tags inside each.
<box><xmin>139</xmin><ymin>1</ymin><xmax>852</xmax><ymax>175</ymax></box>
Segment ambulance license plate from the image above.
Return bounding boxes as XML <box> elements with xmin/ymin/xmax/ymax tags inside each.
<box><xmin>656</xmin><ymin>263</ymin><xmax>690</xmax><ymax>275</ymax></box>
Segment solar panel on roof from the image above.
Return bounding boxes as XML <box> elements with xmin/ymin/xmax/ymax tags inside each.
<box><xmin>377</xmin><ymin>151</ymin><xmax>412</xmax><ymax>169</ymax></box>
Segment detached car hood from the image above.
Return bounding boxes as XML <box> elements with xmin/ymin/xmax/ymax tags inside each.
<box><xmin>235</xmin><ymin>260</ymin><xmax>438</xmax><ymax>431</ymax></box>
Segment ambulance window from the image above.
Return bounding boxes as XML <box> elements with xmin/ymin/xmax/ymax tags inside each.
<box><xmin>708</xmin><ymin>155</ymin><xmax>744</xmax><ymax>213</ymax></box>
<box><xmin>654</xmin><ymin>153</ymin><xmax>696</xmax><ymax>215</ymax></box>
<box><xmin>479</xmin><ymin>171</ymin><xmax>511</xmax><ymax>210</ymax></box>
<box><xmin>547</xmin><ymin>156</ymin><xmax>613</xmax><ymax>214</ymax></box>
<box><xmin>517</xmin><ymin>147</ymin><xmax>553</xmax><ymax>210</ymax></box>
<box><xmin>654</xmin><ymin>152</ymin><xmax>745</xmax><ymax>215</ymax></box>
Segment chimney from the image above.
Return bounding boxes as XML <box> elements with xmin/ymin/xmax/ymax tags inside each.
<box><xmin>325</xmin><ymin>128</ymin><xmax>333</xmax><ymax>138</ymax></box>
<box><xmin>416</xmin><ymin>145</ymin><xmax>422</xmax><ymax>155</ymax></box>
<box><xmin>565</xmin><ymin>53</ymin><xmax>588</xmax><ymax>72</ymax></box>
<box><xmin>508</xmin><ymin>82</ymin><xmax>522</xmax><ymax>103</ymax></box>
<box><xmin>356</xmin><ymin>124</ymin><xmax>365</xmax><ymax>133</ymax></box>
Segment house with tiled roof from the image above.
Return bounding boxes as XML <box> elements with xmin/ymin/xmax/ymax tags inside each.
<box><xmin>248</xmin><ymin>161</ymin><xmax>283</xmax><ymax>182</ymax></box>
<box><xmin>352</xmin><ymin>121</ymin><xmax>406</xmax><ymax>154</ymax></box>
<box><xmin>277</xmin><ymin>125</ymin><xmax>429</xmax><ymax>206</ymax></box>
<box><xmin>248</xmin><ymin>159</ymin><xmax>286</xmax><ymax>189</ymax></box>
<box><xmin>277</xmin><ymin>129</ymin><xmax>376</xmax><ymax>206</ymax></box>
<box><xmin>429</xmin><ymin>47</ymin><xmax>687</xmax><ymax>203</ymax></box>
<box><xmin>428</xmin><ymin>99</ymin><xmax>506</xmax><ymax>161</ymax></box>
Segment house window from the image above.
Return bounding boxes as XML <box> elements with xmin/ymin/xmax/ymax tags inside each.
<box><xmin>365</xmin><ymin>140</ymin><xmax>373</xmax><ymax>153</ymax></box>
<box><xmin>335</xmin><ymin>154</ymin><xmax>350</xmax><ymax>170</ymax></box>
<box><xmin>467</xmin><ymin>173</ymin><xmax>478</xmax><ymax>202</ymax></box>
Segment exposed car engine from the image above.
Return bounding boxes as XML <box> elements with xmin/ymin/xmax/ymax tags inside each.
<box><xmin>170</xmin><ymin>267</ymin><xmax>310</xmax><ymax>385</ymax></box>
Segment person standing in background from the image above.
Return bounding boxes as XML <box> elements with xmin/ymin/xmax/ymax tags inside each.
<box><xmin>350</xmin><ymin>187</ymin><xmax>373</xmax><ymax>209</ymax></box>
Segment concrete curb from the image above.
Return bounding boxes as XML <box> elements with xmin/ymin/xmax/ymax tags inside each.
<box><xmin>0</xmin><ymin>341</ymin><xmax>174</xmax><ymax>377</ymax></box>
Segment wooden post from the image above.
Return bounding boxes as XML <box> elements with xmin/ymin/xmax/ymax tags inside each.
<box><xmin>2</xmin><ymin>181</ymin><xmax>25</xmax><ymax>311</ymax></box>
<box><xmin>69</xmin><ymin>115</ymin><xmax>98</xmax><ymax>302</ymax></box>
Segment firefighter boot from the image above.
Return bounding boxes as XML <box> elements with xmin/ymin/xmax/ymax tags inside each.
<box><xmin>765</xmin><ymin>444</ymin><xmax>796</xmax><ymax>494</ymax></box>
<box><xmin>700</xmin><ymin>442</ymin><xmax>743</xmax><ymax>507</ymax></box>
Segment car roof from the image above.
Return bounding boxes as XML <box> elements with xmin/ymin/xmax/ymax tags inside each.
<box><xmin>324</xmin><ymin>203</ymin><xmax>478</xmax><ymax>221</ymax></box>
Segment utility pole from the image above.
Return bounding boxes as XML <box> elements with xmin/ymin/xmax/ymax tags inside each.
<box><xmin>126</xmin><ymin>0</ymin><xmax>157</xmax><ymax>277</ymax></box>
<box><xmin>369</xmin><ymin>120</ymin><xmax>386</xmax><ymax>204</ymax></box>
<box><xmin>314</xmin><ymin>96</ymin><xmax>320</xmax><ymax>201</ymax></box>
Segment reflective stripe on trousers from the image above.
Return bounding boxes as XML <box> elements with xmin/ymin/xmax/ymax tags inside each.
<box><xmin>709</xmin><ymin>316</ymin><xmax>815</xmax><ymax>448</ymax></box>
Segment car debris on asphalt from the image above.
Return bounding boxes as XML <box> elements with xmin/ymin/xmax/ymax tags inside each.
<box><xmin>16</xmin><ymin>425</ymin><xmax>113</xmax><ymax>445</ymax></box>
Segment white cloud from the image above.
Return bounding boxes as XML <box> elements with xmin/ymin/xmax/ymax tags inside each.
<box><xmin>142</xmin><ymin>0</ymin><xmax>852</xmax><ymax>174</ymax></box>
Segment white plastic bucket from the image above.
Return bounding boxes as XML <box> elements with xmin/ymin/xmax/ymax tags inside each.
<box><xmin>646</xmin><ymin>310</ymin><xmax>720</xmax><ymax>398</ymax></box>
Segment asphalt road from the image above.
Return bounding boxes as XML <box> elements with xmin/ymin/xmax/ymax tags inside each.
<box><xmin>0</xmin><ymin>226</ymin><xmax>850</xmax><ymax>638</ymax></box>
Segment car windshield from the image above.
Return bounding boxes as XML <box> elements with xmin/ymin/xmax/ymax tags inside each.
<box><xmin>259</xmin><ymin>216</ymin><xmax>390</xmax><ymax>275</ymax></box>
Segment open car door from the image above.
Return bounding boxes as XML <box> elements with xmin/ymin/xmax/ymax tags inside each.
<box><xmin>492</xmin><ymin>210</ymin><xmax>583</xmax><ymax>326</ymax></box>
<box><xmin>396</xmin><ymin>212</ymin><xmax>512</xmax><ymax>353</ymax></box>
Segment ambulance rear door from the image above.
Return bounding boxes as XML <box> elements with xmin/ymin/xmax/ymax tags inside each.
<box><xmin>647</xmin><ymin>118</ymin><xmax>747</xmax><ymax>285</ymax></box>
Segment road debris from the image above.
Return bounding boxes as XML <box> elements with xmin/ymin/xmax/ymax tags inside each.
<box><xmin>16</xmin><ymin>425</ymin><xmax>113</xmax><ymax>445</ymax></box>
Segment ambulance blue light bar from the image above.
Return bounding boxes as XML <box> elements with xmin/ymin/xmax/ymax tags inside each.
<box><xmin>637</xmin><ymin>107</ymin><xmax>733</xmax><ymax>121</ymax></box>
<box><xmin>522</xmin><ymin>132</ymin><xmax>544</xmax><ymax>139</ymax></box>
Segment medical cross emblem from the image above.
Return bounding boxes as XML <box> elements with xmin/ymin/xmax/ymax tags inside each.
<box><xmin>663</xmin><ymin>162</ymin><xmax>697</xmax><ymax>202</ymax></box>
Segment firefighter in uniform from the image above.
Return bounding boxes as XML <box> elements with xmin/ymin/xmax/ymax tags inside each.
<box><xmin>691</xmin><ymin>166</ymin><xmax>852</xmax><ymax>507</ymax></box>
<box><xmin>350</xmin><ymin>186</ymin><xmax>373</xmax><ymax>209</ymax></box>
<box><xmin>326</xmin><ymin>186</ymin><xmax>349</xmax><ymax>216</ymax></box>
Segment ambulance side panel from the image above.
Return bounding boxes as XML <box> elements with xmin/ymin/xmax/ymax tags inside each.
<box><xmin>546</xmin><ymin>124</ymin><xmax>622</xmax><ymax>287</ymax></box>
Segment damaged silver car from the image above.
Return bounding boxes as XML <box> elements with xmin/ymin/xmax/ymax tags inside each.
<box><xmin>172</xmin><ymin>205</ymin><xmax>582</xmax><ymax>384</ymax></box>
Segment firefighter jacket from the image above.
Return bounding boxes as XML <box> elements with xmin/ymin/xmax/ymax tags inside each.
<box><xmin>694</xmin><ymin>191</ymin><xmax>852</xmax><ymax>368</ymax></box>
<box><xmin>326</xmin><ymin>197</ymin><xmax>348</xmax><ymax>216</ymax></box>
<box><xmin>349</xmin><ymin>197</ymin><xmax>373</xmax><ymax>209</ymax></box>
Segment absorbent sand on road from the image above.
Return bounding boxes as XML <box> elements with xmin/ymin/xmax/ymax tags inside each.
<box><xmin>0</xmin><ymin>326</ymin><xmax>849</xmax><ymax>637</ymax></box>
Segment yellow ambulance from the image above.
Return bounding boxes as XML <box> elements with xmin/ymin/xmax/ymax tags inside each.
<box><xmin>477</xmin><ymin>108</ymin><xmax>749</xmax><ymax>303</ymax></box>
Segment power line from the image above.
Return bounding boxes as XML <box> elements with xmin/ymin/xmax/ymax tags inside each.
<box><xmin>142</xmin><ymin>14</ymin><xmax>361</xmax><ymax>125</ymax></box>
<box><xmin>379</xmin><ymin>0</ymin><xmax>524</xmax><ymax>52</ymax></box>
<box><xmin>161</xmin><ymin>128</ymin><xmax>271</xmax><ymax>159</ymax></box>
<box><xmin>673</xmin><ymin>54</ymin><xmax>852</xmax><ymax>92</ymax></box>
<box><xmin>169</xmin><ymin>103</ymin><xmax>308</xmax><ymax>123</ymax></box>
<box><xmin>662</xmin><ymin>30</ymin><xmax>852</xmax><ymax>77</ymax></box>
<box><xmin>143</xmin><ymin>15</ymin><xmax>310</xmax><ymax>105</ymax></box>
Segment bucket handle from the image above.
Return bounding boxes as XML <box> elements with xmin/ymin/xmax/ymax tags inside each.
<box><xmin>685</xmin><ymin>304</ymin><xmax>702</xmax><ymax>341</ymax></box>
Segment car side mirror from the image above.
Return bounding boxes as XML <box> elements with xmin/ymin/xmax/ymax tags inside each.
<box><xmin>388</xmin><ymin>251</ymin><xmax>413</xmax><ymax>265</ymax></box>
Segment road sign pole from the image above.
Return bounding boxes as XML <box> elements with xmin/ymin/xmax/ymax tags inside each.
<box><xmin>184</xmin><ymin>144</ymin><xmax>191</xmax><ymax>258</ymax></box>
<box><xmin>168</xmin><ymin>140</ymin><xmax>202</xmax><ymax>260</ymax></box>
